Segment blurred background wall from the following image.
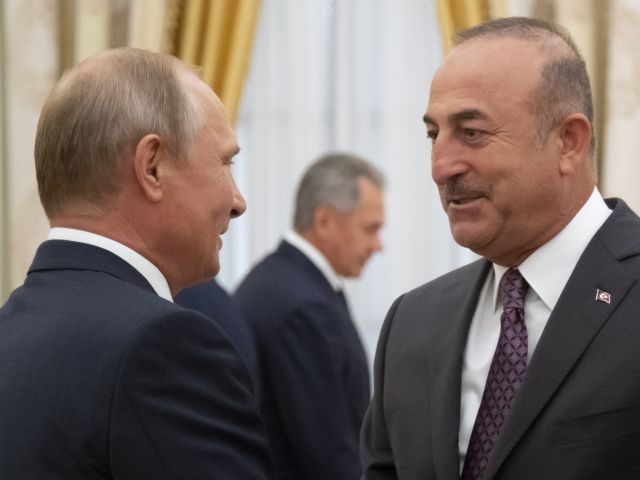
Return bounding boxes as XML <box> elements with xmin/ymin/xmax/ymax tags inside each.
<box><xmin>1</xmin><ymin>0</ymin><xmax>637</xmax><ymax>363</ymax></box>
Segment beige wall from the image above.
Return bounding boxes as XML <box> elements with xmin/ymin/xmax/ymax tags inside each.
<box><xmin>0</xmin><ymin>1</ymin><xmax>6</xmax><ymax>299</ymax></box>
<box><xmin>601</xmin><ymin>0</ymin><xmax>640</xmax><ymax>211</ymax></box>
<box><xmin>0</xmin><ymin>0</ymin><xmax>177</xmax><ymax>302</ymax></box>
<box><xmin>1</xmin><ymin>1</ymin><xmax>57</xmax><ymax>301</ymax></box>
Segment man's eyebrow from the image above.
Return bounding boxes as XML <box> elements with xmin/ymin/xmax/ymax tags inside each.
<box><xmin>423</xmin><ymin>109</ymin><xmax>489</xmax><ymax>127</ymax></box>
<box><xmin>423</xmin><ymin>113</ymin><xmax>436</xmax><ymax>126</ymax></box>
<box><xmin>451</xmin><ymin>109</ymin><xmax>488</xmax><ymax>123</ymax></box>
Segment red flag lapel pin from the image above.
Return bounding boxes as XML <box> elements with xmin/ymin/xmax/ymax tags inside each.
<box><xmin>595</xmin><ymin>289</ymin><xmax>611</xmax><ymax>304</ymax></box>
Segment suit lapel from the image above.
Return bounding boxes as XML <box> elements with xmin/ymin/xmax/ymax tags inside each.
<box><xmin>430</xmin><ymin>260</ymin><xmax>491</xmax><ymax>480</ymax></box>
<box><xmin>484</xmin><ymin>199</ymin><xmax>640</xmax><ymax>479</ymax></box>
<box><xmin>276</xmin><ymin>241</ymin><xmax>336</xmax><ymax>294</ymax></box>
<box><xmin>278</xmin><ymin>241</ymin><xmax>370</xmax><ymax>381</ymax></box>
<box><xmin>277</xmin><ymin>240</ymin><xmax>353</xmax><ymax>318</ymax></box>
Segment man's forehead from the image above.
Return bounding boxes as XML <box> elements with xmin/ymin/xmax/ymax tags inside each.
<box><xmin>437</xmin><ymin>36</ymin><xmax>543</xmax><ymax>79</ymax></box>
<box><xmin>425</xmin><ymin>37</ymin><xmax>542</xmax><ymax>119</ymax></box>
<box><xmin>450</xmin><ymin>34</ymin><xmax>541</xmax><ymax>55</ymax></box>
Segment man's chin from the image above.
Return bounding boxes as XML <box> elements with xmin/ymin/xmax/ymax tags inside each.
<box><xmin>450</xmin><ymin>225</ymin><xmax>490</xmax><ymax>252</ymax></box>
<box><xmin>195</xmin><ymin>261</ymin><xmax>221</xmax><ymax>286</ymax></box>
<box><xmin>209</xmin><ymin>263</ymin><xmax>221</xmax><ymax>279</ymax></box>
<box><xmin>343</xmin><ymin>265</ymin><xmax>364</xmax><ymax>279</ymax></box>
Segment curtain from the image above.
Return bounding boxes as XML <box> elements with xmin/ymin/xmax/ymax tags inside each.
<box><xmin>128</xmin><ymin>0</ymin><xmax>181</xmax><ymax>52</ymax></box>
<box><xmin>435</xmin><ymin>0</ymin><xmax>490</xmax><ymax>52</ymax></box>
<box><xmin>219</xmin><ymin>0</ymin><xmax>476</xmax><ymax>363</ymax></box>
<box><xmin>173</xmin><ymin>0</ymin><xmax>261</xmax><ymax>125</ymax></box>
<box><xmin>1</xmin><ymin>1</ymin><xmax>57</xmax><ymax>300</ymax></box>
<box><xmin>58</xmin><ymin>0</ymin><xmax>181</xmax><ymax>69</ymax></box>
<box><xmin>58</xmin><ymin>0</ymin><xmax>110</xmax><ymax>70</ymax></box>
<box><xmin>600</xmin><ymin>0</ymin><xmax>640</xmax><ymax>211</ymax></box>
<box><xmin>0</xmin><ymin>1</ymin><xmax>6</xmax><ymax>298</ymax></box>
<box><xmin>0</xmin><ymin>0</ymin><xmax>184</xmax><ymax>301</ymax></box>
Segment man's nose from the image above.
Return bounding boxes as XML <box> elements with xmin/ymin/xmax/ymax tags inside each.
<box><xmin>430</xmin><ymin>134</ymin><xmax>469</xmax><ymax>186</ymax></box>
<box><xmin>230</xmin><ymin>180</ymin><xmax>246</xmax><ymax>218</ymax></box>
<box><xmin>372</xmin><ymin>233</ymin><xmax>383</xmax><ymax>253</ymax></box>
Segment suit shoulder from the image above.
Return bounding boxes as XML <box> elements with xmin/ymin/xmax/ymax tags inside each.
<box><xmin>235</xmin><ymin>251</ymin><xmax>331</xmax><ymax>324</ymax></box>
<box><xmin>11</xmin><ymin>267</ymin><xmax>224</xmax><ymax>348</ymax></box>
<box><xmin>238</xmin><ymin>249</ymin><xmax>310</xmax><ymax>286</ymax></box>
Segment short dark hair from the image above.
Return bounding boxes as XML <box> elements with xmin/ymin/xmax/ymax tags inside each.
<box><xmin>455</xmin><ymin>17</ymin><xmax>595</xmax><ymax>154</ymax></box>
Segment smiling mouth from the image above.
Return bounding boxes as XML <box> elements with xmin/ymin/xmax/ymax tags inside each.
<box><xmin>448</xmin><ymin>196</ymin><xmax>485</xmax><ymax>206</ymax></box>
<box><xmin>442</xmin><ymin>178</ymin><xmax>491</xmax><ymax>209</ymax></box>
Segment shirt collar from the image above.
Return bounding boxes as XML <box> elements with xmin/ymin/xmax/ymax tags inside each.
<box><xmin>491</xmin><ymin>187</ymin><xmax>611</xmax><ymax>312</ymax></box>
<box><xmin>284</xmin><ymin>230</ymin><xmax>344</xmax><ymax>291</ymax></box>
<box><xmin>47</xmin><ymin>227</ymin><xmax>173</xmax><ymax>302</ymax></box>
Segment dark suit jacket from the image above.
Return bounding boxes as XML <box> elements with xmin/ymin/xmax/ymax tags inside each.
<box><xmin>0</xmin><ymin>240</ymin><xmax>272</xmax><ymax>479</ymax></box>
<box><xmin>176</xmin><ymin>279</ymin><xmax>259</xmax><ymax>387</ymax></box>
<box><xmin>361</xmin><ymin>199</ymin><xmax>640</xmax><ymax>480</ymax></box>
<box><xmin>234</xmin><ymin>240</ymin><xmax>370</xmax><ymax>480</ymax></box>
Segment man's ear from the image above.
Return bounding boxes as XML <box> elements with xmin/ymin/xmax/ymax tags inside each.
<box><xmin>557</xmin><ymin>113</ymin><xmax>592</xmax><ymax>176</ymax></box>
<box><xmin>313</xmin><ymin>205</ymin><xmax>336</xmax><ymax>238</ymax></box>
<box><xmin>133</xmin><ymin>134</ymin><xmax>166</xmax><ymax>202</ymax></box>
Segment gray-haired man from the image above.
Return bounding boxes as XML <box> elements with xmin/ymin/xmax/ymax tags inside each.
<box><xmin>235</xmin><ymin>152</ymin><xmax>385</xmax><ymax>480</ymax></box>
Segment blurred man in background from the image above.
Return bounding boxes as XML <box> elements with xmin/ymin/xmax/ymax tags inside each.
<box><xmin>235</xmin><ymin>153</ymin><xmax>385</xmax><ymax>480</ymax></box>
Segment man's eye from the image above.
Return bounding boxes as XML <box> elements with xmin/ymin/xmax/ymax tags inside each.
<box><xmin>461</xmin><ymin>128</ymin><xmax>490</xmax><ymax>145</ymax></box>
<box><xmin>427</xmin><ymin>131</ymin><xmax>438</xmax><ymax>142</ymax></box>
<box><xmin>464</xmin><ymin>129</ymin><xmax>478</xmax><ymax>138</ymax></box>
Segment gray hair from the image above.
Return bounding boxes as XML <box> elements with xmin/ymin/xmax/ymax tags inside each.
<box><xmin>455</xmin><ymin>17</ymin><xmax>595</xmax><ymax>156</ymax></box>
<box><xmin>35</xmin><ymin>47</ymin><xmax>204</xmax><ymax>218</ymax></box>
<box><xmin>293</xmin><ymin>152</ymin><xmax>385</xmax><ymax>231</ymax></box>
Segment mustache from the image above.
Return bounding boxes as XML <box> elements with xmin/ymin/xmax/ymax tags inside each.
<box><xmin>442</xmin><ymin>178</ymin><xmax>492</xmax><ymax>202</ymax></box>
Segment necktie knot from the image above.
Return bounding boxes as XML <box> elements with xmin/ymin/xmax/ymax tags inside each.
<box><xmin>500</xmin><ymin>268</ymin><xmax>528</xmax><ymax>311</ymax></box>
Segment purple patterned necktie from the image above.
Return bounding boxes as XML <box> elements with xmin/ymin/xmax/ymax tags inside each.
<box><xmin>461</xmin><ymin>268</ymin><xmax>529</xmax><ymax>480</ymax></box>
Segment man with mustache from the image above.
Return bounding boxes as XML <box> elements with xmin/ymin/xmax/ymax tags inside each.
<box><xmin>361</xmin><ymin>17</ymin><xmax>640</xmax><ymax>479</ymax></box>
<box><xmin>0</xmin><ymin>48</ymin><xmax>271</xmax><ymax>478</ymax></box>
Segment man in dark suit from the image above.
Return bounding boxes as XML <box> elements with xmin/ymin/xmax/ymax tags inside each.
<box><xmin>0</xmin><ymin>48</ymin><xmax>272</xmax><ymax>478</ymax></box>
<box><xmin>361</xmin><ymin>17</ymin><xmax>640</xmax><ymax>480</ymax></box>
<box><xmin>235</xmin><ymin>153</ymin><xmax>385</xmax><ymax>480</ymax></box>
<box><xmin>176</xmin><ymin>279</ymin><xmax>259</xmax><ymax>386</ymax></box>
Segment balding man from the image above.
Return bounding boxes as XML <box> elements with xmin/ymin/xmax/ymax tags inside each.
<box><xmin>361</xmin><ymin>17</ymin><xmax>640</xmax><ymax>480</ymax></box>
<box><xmin>0</xmin><ymin>48</ymin><xmax>271</xmax><ymax>479</ymax></box>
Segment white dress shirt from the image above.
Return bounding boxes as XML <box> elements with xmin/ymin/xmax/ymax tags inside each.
<box><xmin>458</xmin><ymin>188</ymin><xmax>612</xmax><ymax>469</ymax></box>
<box><xmin>47</xmin><ymin>227</ymin><xmax>173</xmax><ymax>302</ymax></box>
<box><xmin>283</xmin><ymin>230</ymin><xmax>344</xmax><ymax>292</ymax></box>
